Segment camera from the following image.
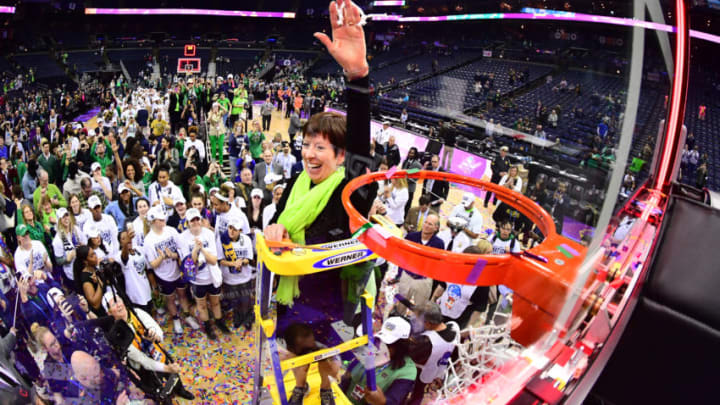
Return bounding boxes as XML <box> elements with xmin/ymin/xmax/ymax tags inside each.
<box><xmin>97</xmin><ymin>259</ymin><xmax>123</xmax><ymax>289</ymax></box>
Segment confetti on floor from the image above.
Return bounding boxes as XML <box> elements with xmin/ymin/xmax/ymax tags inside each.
<box><xmin>157</xmin><ymin>313</ymin><xmax>258</xmax><ymax>405</ymax></box>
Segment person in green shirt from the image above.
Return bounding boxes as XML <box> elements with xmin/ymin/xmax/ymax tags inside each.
<box><xmin>14</xmin><ymin>156</ymin><xmax>26</xmax><ymax>183</ymax></box>
<box><xmin>90</xmin><ymin>138</ymin><xmax>116</xmax><ymax>175</ymax></box>
<box><xmin>37</xmin><ymin>195</ymin><xmax>58</xmax><ymax>233</ymax></box>
<box><xmin>37</xmin><ymin>142</ymin><xmax>61</xmax><ymax>185</ymax></box>
<box><xmin>217</xmin><ymin>92</ymin><xmax>231</xmax><ymax>127</ymax></box>
<box><xmin>201</xmin><ymin>161</ymin><xmax>226</xmax><ymax>191</ymax></box>
<box><xmin>230</xmin><ymin>86</ymin><xmax>247</xmax><ymax>129</ymax></box>
<box><xmin>207</xmin><ymin>102</ymin><xmax>228</xmax><ymax>166</ymax></box>
<box><xmin>248</xmin><ymin>121</ymin><xmax>265</xmax><ymax>162</ymax></box>
<box><xmin>175</xmin><ymin>128</ymin><xmax>186</xmax><ymax>161</ymax></box>
<box><xmin>17</xmin><ymin>203</ymin><xmax>50</xmax><ymax>251</ymax></box>
<box><xmin>32</xmin><ymin>169</ymin><xmax>67</xmax><ymax>213</ymax></box>
<box><xmin>340</xmin><ymin>317</ymin><xmax>417</xmax><ymax>405</ymax></box>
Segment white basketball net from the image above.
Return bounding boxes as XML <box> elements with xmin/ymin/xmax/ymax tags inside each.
<box><xmin>434</xmin><ymin>311</ymin><xmax>523</xmax><ymax>404</ymax></box>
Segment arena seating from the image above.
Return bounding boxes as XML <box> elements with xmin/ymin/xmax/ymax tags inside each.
<box><xmin>12</xmin><ymin>53</ymin><xmax>66</xmax><ymax>78</ymax></box>
<box><xmin>683</xmin><ymin>79</ymin><xmax>720</xmax><ymax>190</ymax></box>
<box><xmin>66</xmin><ymin>50</ymin><xmax>105</xmax><ymax>73</ymax></box>
<box><xmin>55</xmin><ymin>33</ymin><xmax>91</xmax><ymax>50</ymax></box>
<box><xmin>387</xmin><ymin>58</ymin><xmax>551</xmax><ymax>112</ymax></box>
<box><xmin>483</xmin><ymin>70</ymin><xmax>625</xmax><ymax>147</ymax></box>
<box><xmin>213</xmin><ymin>49</ymin><xmax>264</xmax><ymax>78</ymax></box>
<box><xmin>106</xmin><ymin>49</ymin><xmax>151</xmax><ymax>78</ymax></box>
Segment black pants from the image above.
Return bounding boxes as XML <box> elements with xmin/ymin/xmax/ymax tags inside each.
<box><xmin>484</xmin><ymin>177</ymin><xmax>501</xmax><ymax>206</ymax></box>
<box><xmin>262</xmin><ymin>115</ymin><xmax>271</xmax><ymax>131</ymax></box>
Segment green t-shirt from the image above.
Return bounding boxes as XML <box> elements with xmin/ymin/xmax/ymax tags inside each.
<box><xmin>248</xmin><ymin>131</ymin><xmax>264</xmax><ymax>159</ymax></box>
<box><xmin>15</xmin><ymin>161</ymin><xmax>27</xmax><ymax>183</ymax></box>
<box><xmin>218</xmin><ymin>98</ymin><xmax>231</xmax><ymax>113</ymax></box>
<box><xmin>346</xmin><ymin>357</ymin><xmax>417</xmax><ymax>405</ymax></box>
<box><xmin>232</xmin><ymin>94</ymin><xmax>246</xmax><ymax>115</ymax></box>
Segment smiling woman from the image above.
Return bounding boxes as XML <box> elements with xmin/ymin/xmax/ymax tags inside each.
<box><xmin>264</xmin><ymin>0</ymin><xmax>377</xmax><ymax>344</ymax></box>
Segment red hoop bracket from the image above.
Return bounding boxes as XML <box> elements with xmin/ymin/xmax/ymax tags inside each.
<box><xmin>342</xmin><ymin>170</ymin><xmax>587</xmax><ymax>345</ymax></box>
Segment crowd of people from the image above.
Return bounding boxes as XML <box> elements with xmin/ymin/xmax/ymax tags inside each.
<box><xmin>0</xmin><ymin>2</ymin><xmax>588</xmax><ymax>405</ymax></box>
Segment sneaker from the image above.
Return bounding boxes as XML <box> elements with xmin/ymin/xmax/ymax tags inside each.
<box><xmin>320</xmin><ymin>388</ymin><xmax>336</xmax><ymax>405</ymax></box>
<box><xmin>175</xmin><ymin>386</ymin><xmax>195</xmax><ymax>400</ymax></box>
<box><xmin>215</xmin><ymin>319</ymin><xmax>232</xmax><ymax>335</ymax></box>
<box><xmin>233</xmin><ymin>312</ymin><xmax>247</xmax><ymax>329</ymax></box>
<box><xmin>243</xmin><ymin>312</ymin><xmax>255</xmax><ymax>330</ymax></box>
<box><xmin>173</xmin><ymin>318</ymin><xmax>183</xmax><ymax>335</ymax></box>
<box><xmin>204</xmin><ymin>321</ymin><xmax>217</xmax><ymax>340</ymax></box>
<box><xmin>288</xmin><ymin>383</ymin><xmax>309</xmax><ymax>405</ymax></box>
<box><xmin>185</xmin><ymin>316</ymin><xmax>201</xmax><ymax>330</ymax></box>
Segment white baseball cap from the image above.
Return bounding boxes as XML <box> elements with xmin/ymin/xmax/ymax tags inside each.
<box><xmin>91</xmin><ymin>162</ymin><xmax>102</xmax><ymax>173</ymax></box>
<box><xmin>86</xmin><ymin>224</ymin><xmax>100</xmax><ymax>238</ymax></box>
<box><xmin>461</xmin><ymin>192</ymin><xmax>476</xmax><ymax>208</ymax></box>
<box><xmin>56</xmin><ymin>207</ymin><xmax>69</xmax><ymax>218</ymax></box>
<box><xmin>118</xmin><ymin>183</ymin><xmax>130</xmax><ymax>194</ymax></box>
<box><xmin>88</xmin><ymin>195</ymin><xmax>102</xmax><ymax>209</ymax></box>
<box><xmin>186</xmin><ymin>208</ymin><xmax>202</xmax><ymax>222</ymax></box>
<box><xmin>147</xmin><ymin>206</ymin><xmax>167</xmax><ymax>222</ymax></box>
<box><xmin>250</xmin><ymin>188</ymin><xmax>264</xmax><ymax>199</ymax></box>
<box><xmin>375</xmin><ymin>317</ymin><xmax>411</xmax><ymax>344</ymax></box>
<box><xmin>174</xmin><ymin>195</ymin><xmax>187</xmax><ymax>205</ymax></box>
<box><xmin>226</xmin><ymin>214</ymin><xmax>245</xmax><ymax>231</ymax></box>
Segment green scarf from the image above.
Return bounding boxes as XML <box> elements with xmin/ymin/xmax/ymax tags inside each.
<box><xmin>275</xmin><ymin>167</ymin><xmax>346</xmax><ymax>306</ymax></box>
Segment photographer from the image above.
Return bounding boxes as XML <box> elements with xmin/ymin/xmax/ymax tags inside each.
<box><xmin>182</xmin><ymin>129</ymin><xmax>205</xmax><ymax>170</ymax></box>
<box><xmin>103</xmin><ymin>293</ymin><xmax>195</xmax><ymax>401</ymax></box>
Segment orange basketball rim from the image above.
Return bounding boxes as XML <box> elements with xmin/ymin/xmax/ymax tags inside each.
<box><xmin>342</xmin><ymin>170</ymin><xmax>587</xmax><ymax>346</ymax></box>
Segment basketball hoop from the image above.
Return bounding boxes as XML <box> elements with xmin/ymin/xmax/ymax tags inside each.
<box><xmin>341</xmin><ymin>170</ymin><xmax>588</xmax><ymax>345</ymax></box>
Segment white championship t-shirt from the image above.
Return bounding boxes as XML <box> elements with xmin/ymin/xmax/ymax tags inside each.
<box><xmin>83</xmin><ymin>214</ymin><xmax>119</xmax><ymax>257</ymax></box>
<box><xmin>142</xmin><ymin>226</ymin><xmax>182</xmax><ymax>282</ymax></box>
<box><xmin>116</xmin><ymin>249</ymin><xmax>152</xmax><ymax>306</ymax></box>
<box><xmin>214</xmin><ymin>205</ymin><xmax>250</xmax><ymax>237</ymax></box>
<box><xmin>178</xmin><ymin>228</ymin><xmax>218</xmax><ymax>286</ymax></box>
<box><xmin>52</xmin><ymin>227</ymin><xmax>87</xmax><ymax>281</ymax></box>
<box><xmin>15</xmin><ymin>241</ymin><xmax>50</xmax><ymax>277</ymax></box>
<box><xmin>217</xmin><ymin>233</ymin><xmax>255</xmax><ymax>285</ymax></box>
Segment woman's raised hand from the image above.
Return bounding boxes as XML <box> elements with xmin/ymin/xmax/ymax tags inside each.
<box><xmin>314</xmin><ymin>0</ymin><xmax>369</xmax><ymax>80</ymax></box>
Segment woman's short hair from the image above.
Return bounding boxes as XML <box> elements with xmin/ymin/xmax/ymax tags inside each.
<box><xmin>302</xmin><ymin>112</ymin><xmax>346</xmax><ymax>155</ymax></box>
